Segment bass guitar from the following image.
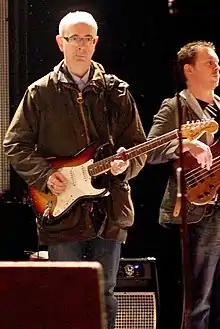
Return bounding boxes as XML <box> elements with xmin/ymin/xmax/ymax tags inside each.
<box><xmin>183</xmin><ymin>136</ymin><xmax>220</xmax><ymax>206</ymax></box>
<box><xmin>29</xmin><ymin>119</ymin><xmax>218</xmax><ymax>221</ymax></box>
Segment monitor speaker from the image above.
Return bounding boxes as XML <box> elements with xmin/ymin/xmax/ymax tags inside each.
<box><xmin>0</xmin><ymin>261</ymin><xmax>107</xmax><ymax>329</ymax></box>
<box><xmin>114</xmin><ymin>257</ymin><xmax>159</xmax><ymax>329</ymax></box>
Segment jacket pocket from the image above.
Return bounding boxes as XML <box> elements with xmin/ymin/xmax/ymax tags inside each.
<box><xmin>108</xmin><ymin>179</ymin><xmax>134</xmax><ymax>228</ymax></box>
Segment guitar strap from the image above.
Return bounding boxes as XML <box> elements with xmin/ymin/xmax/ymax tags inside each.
<box><xmin>98</xmin><ymin>73</ymin><xmax>138</xmax><ymax>150</ymax></box>
<box><xmin>82</xmin><ymin>73</ymin><xmax>116</xmax><ymax>151</ymax></box>
<box><xmin>100</xmin><ymin>73</ymin><xmax>115</xmax><ymax>148</ymax></box>
<box><xmin>85</xmin><ymin>73</ymin><xmax>119</xmax><ymax>234</ymax></box>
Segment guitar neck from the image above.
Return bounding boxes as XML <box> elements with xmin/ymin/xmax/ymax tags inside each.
<box><xmin>88</xmin><ymin>129</ymin><xmax>178</xmax><ymax>177</ymax></box>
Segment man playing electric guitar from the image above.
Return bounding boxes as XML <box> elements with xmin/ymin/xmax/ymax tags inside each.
<box><xmin>3</xmin><ymin>11</ymin><xmax>147</xmax><ymax>329</ymax></box>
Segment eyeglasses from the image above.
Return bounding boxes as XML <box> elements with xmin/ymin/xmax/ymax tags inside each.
<box><xmin>62</xmin><ymin>36</ymin><xmax>95</xmax><ymax>46</ymax></box>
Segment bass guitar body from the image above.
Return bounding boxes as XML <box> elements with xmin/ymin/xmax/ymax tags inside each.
<box><xmin>183</xmin><ymin>139</ymin><xmax>220</xmax><ymax>205</ymax></box>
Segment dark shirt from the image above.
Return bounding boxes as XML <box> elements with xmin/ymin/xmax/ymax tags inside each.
<box><xmin>197</xmin><ymin>99</ymin><xmax>220</xmax><ymax>141</ymax></box>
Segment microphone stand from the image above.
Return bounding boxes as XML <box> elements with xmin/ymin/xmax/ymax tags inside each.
<box><xmin>176</xmin><ymin>90</ymin><xmax>192</xmax><ymax>329</ymax></box>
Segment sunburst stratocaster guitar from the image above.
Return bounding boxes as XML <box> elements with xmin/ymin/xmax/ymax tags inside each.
<box><xmin>29</xmin><ymin>119</ymin><xmax>218</xmax><ymax>221</ymax></box>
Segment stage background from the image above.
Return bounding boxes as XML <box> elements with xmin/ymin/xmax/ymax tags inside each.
<box><xmin>1</xmin><ymin>1</ymin><xmax>220</xmax><ymax>328</ymax></box>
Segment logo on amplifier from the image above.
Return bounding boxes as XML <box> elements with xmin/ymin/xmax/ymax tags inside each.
<box><xmin>124</xmin><ymin>264</ymin><xmax>134</xmax><ymax>277</ymax></box>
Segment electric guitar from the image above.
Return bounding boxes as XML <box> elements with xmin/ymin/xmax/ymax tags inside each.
<box><xmin>29</xmin><ymin>119</ymin><xmax>218</xmax><ymax>221</ymax></box>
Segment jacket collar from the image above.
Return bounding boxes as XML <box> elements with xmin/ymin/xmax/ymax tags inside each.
<box><xmin>53</xmin><ymin>60</ymin><xmax>107</xmax><ymax>91</ymax></box>
<box><xmin>179</xmin><ymin>89</ymin><xmax>215</xmax><ymax>145</ymax></box>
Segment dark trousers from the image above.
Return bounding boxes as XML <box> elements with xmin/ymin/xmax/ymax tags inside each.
<box><xmin>48</xmin><ymin>237</ymin><xmax>121</xmax><ymax>329</ymax></box>
<box><xmin>188</xmin><ymin>207</ymin><xmax>220</xmax><ymax>329</ymax></box>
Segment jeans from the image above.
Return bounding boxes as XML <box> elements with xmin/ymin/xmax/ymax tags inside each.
<box><xmin>48</xmin><ymin>237</ymin><xmax>121</xmax><ymax>329</ymax></box>
<box><xmin>188</xmin><ymin>207</ymin><xmax>220</xmax><ymax>329</ymax></box>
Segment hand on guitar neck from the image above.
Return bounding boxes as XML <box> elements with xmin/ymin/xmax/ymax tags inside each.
<box><xmin>110</xmin><ymin>147</ymin><xmax>129</xmax><ymax>176</ymax></box>
<box><xmin>176</xmin><ymin>139</ymin><xmax>213</xmax><ymax>171</ymax></box>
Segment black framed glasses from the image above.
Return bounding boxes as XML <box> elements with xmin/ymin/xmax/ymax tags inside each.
<box><xmin>62</xmin><ymin>36</ymin><xmax>95</xmax><ymax>46</ymax></box>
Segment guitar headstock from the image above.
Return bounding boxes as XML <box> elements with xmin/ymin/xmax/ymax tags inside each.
<box><xmin>181</xmin><ymin>119</ymin><xmax>219</xmax><ymax>140</ymax></box>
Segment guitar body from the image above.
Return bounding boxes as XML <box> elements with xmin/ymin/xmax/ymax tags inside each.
<box><xmin>182</xmin><ymin>138</ymin><xmax>220</xmax><ymax>205</ymax></box>
<box><xmin>29</xmin><ymin>143</ymin><xmax>108</xmax><ymax>221</ymax></box>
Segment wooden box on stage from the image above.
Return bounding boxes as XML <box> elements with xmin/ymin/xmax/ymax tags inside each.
<box><xmin>0</xmin><ymin>261</ymin><xmax>106</xmax><ymax>329</ymax></box>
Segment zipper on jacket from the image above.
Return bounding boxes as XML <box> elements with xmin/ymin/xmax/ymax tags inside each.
<box><xmin>76</xmin><ymin>92</ymin><xmax>90</xmax><ymax>145</ymax></box>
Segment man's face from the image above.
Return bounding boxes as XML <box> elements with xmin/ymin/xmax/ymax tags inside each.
<box><xmin>56</xmin><ymin>22</ymin><xmax>98</xmax><ymax>69</ymax></box>
<box><xmin>185</xmin><ymin>47</ymin><xmax>220</xmax><ymax>90</ymax></box>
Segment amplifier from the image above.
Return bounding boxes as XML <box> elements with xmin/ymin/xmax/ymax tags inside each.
<box><xmin>115</xmin><ymin>257</ymin><xmax>159</xmax><ymax>329</ymax></box>
<box><xmin>116</xmin><ymin>257</ymin><xmax>159</xmax><ymax>293</ymax></box>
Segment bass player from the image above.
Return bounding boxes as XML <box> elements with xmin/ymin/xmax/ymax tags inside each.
<box><xmin>147</xmin><ymin>40</ymin><xmax>220</xmax><ymax>329</ymax></box>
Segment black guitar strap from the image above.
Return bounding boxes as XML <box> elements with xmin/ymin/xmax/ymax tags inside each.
<box><xmin>86</xmin><ymin>73</ymin><xmax>117</xmax><ymax>233</ymax></box>
<box><xmin>97</xmin><ymin>73</ymin><xmax>116</xmax><ymax>149</ymax></box>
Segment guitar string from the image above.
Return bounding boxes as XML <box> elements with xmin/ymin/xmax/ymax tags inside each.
<box><xmin>185</xmin><ymin>158</ymin><xmax>220</xmax><ymax>185</ymax></box>
<box><xmin>184</xmin><ymin>154</ymin><xmax>220</xmax><ymax>179</ymax></box>
<box><xmin>185</xmin><ymin>104</ymin><xmax>220</xmax><ymax>186</ymax></box>
<box><xmin>185</xmin><ymin>156</ymin><xmax>220</xmax><ymax>187</ymax></box>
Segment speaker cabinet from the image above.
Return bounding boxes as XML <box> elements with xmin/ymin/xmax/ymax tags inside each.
<box><xmin>0</xmin><ymin>261</ymin><xmax>106</xmax><ymax>329</ymax></box>
<box><xmin>115</xmin><ymin>257</ymin><xmax>159</xmax><ymax>329</ymax></box>
<box><xmin>115</xmin><ymin>292</ymin><xmax>156</xmax><ymax>329</ymax></box>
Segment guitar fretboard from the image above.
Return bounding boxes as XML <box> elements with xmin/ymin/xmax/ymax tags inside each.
<box><xmin>88</xmin><ymin>129</ymin><xmax>178</xmax><ymax>177</ymax></box>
